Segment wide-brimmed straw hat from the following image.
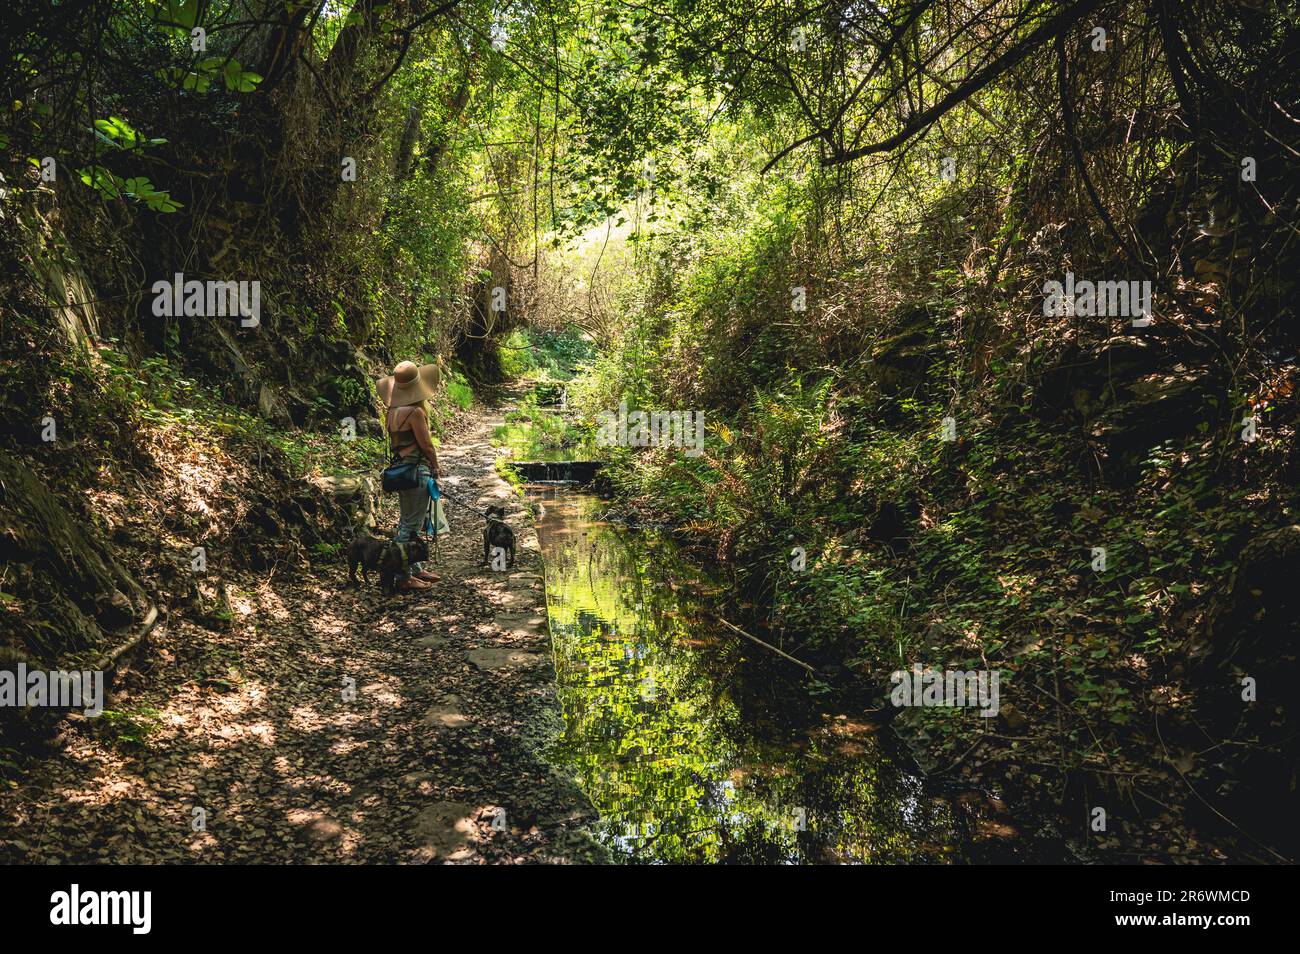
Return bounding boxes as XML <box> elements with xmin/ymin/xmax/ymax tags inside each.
<box><xmin>378</xmin><ymin>360</ymin><xmax>441</xmax><ymax>408</ymax></box>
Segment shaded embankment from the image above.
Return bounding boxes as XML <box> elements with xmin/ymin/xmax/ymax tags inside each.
<box><xmin>0</xmin><ymin>405</ymin><xmax>604</xmax><ymax>864</ymax></box>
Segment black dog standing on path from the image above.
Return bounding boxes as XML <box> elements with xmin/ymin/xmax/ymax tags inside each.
<box><xmin>347</xmin><ymin>535</ymin><xmax>430</xmax><ymax>592</ymax></box>
<box><xmin>481</xmin><ymin>506</ymin><xmax>516</xmax><ymax>569</ymax></box>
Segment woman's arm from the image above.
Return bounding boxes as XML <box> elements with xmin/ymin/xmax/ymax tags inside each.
<box><xmin>411</xmin><ymin>408</ymin><xmax>442</xmax><ymax>475</ymax></box>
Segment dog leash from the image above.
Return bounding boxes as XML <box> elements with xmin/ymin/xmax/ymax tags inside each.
<box><xmin>436</xmin><ymin>483</ymin><xmax>503</xmax><ymax>522</ymax></box>
<box><xmin>410</xmin><ymin>481</ymin><xmax>504</xmax><ymax>569</ymax></box>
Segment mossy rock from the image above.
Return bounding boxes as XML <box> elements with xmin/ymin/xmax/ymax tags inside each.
<box><xmin>1033</xmin><ymin>335</ymin><xmax>1168</xmax><ymax>417</ymax></box>
<box><xmin>0</xmin><ymin>450</ymin><xmax>148</xmax><ymax>744</ymax></box>
<box><xmin>866</xmin><ymin>307</ymin><xmax>946</xmax><ymax>395</ymax></box>
<box><xmin>1090</xmin><ymin>366</ymin><xmax>1220</xmax><ymax>484</ymax></box>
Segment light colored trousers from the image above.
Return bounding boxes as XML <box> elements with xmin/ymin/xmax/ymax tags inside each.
<box><xmin>393</xmin><ymin>463</ymin><xmax>431</xmax><ymax>573</ymax></box>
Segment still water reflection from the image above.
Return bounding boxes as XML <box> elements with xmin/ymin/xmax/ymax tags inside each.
<box><xmin>529</xmin><ymin>485</ymin><xmax>970</xmax><ymax>864</ymax></box>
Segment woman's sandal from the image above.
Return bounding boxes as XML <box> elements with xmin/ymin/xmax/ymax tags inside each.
<box><xmin>396</xmin><ymin>576</ymin><xmax>432</xmax><ymax>592</ymax></box>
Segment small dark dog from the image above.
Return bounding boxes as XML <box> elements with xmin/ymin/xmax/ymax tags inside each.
<box><xmin>481</xmin><ymin>506</ymin><xmax>516</xmax><ymax>569</ymax></box>
<box><xmin>348</xmin><ymin>535</ymin><xmax>430</xmax><ymax>591</ymax></box>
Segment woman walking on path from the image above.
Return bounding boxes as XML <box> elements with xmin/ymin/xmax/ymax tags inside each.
<box><xmin>378</xmin><ymin>360</ymin><xmax>444</xmax><ymax>592</ymax></box>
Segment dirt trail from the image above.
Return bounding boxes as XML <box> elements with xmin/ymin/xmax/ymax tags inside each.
<box><xmin>0</xmin><ymin>402</ymin><xmax>606</xmax><ymax>864</ymax></box>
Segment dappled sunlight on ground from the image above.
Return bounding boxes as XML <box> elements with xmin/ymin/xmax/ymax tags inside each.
<box><xmin>0</xmin><ymin>406</ymin><xmax>603</xmax><ymax>864</ymax></box>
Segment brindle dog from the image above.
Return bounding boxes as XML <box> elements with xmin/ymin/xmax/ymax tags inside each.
<box><xmin>347</xmin><ymin>534</ymin><xmax>430</xmax><ymax>592</ymax></box>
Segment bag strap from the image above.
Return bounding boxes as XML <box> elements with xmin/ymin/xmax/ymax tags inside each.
<box><xmin>386</xmin><ymin>406</ymin><xmax>422</xmax><ymax>465</ymax></box>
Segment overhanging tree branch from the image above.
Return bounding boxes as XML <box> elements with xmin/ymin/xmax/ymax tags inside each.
<box><xmin>820</xmin><ymin>0</ymin><xmax>1102</xmax><ymax>166</ymax></box>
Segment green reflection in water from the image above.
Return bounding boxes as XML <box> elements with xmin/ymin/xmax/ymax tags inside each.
<box><xmin>531</xmin><ymin>487</ymin><xmax>967</xmax><ymax>865</ymax></box>
<box><xmin>495</xmin><ymin>406</ymin><xmax>599</xmax><ymax>462</ymax></box>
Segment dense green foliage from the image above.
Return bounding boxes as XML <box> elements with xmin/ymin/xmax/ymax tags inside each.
<box><xmin>548</xmin><ymin>1</ymin><xmax>1300</xmax><ymax>859</ymax></box>
<box><xmin>3</xmin><ymin>0</ymin><xmax>1299</xmax><ymax>861</ymax></box>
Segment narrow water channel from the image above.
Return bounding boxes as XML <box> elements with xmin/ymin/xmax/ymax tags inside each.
<box><xmin>527</xmin><ymin>483</ymin><xmax>980</xmax><ymax>864</ymax></box>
